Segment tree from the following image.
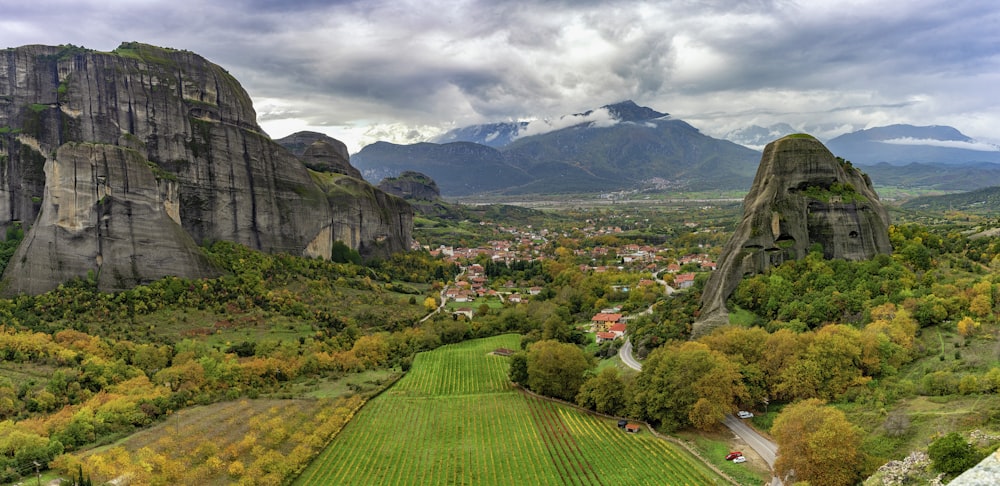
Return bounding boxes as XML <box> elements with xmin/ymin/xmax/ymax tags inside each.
<box><xmin>576</xmin><ymin>367</ymin><xmax>628</xmax><ymax>415</ymax></box>
<box><xmin>956</xmin><ymin>316</ymin><xmax>980</xmax><ymax>337</ymax></box>
<box><xmin>632</xmin><ymin>341</ymin><xmax>745</xmax><ymax>431</ymax></box>
<box><xmin>525</xmin><ymin>340</ymin><xmax>594</xmax><ymax>401</ymax></box>
<box><xmin>928</xmin><ymin>432</ymin><xmax>983</xmax><ymax>475</ymax></box>
<box><xmin>508</xmin><ymin>352</ymin><xmax>528</xmax><ymax>385</ymax></box>
<box><xmin>423</xmin><ymin>297</ymin><xmax>437</xmax><ymax>312</ymax></box>
<box><xmin>330</xmin><ymin>240</ymin><xmax>362</xmax><ymax>264</ymax></box>
<box><xmin>772</xmin><ymin>399</ymin><xmax>863</xmax><ymax>486</ymax></box>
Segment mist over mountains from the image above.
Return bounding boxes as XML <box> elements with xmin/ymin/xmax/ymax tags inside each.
<box><xmin>825</xmin><ymin>125</ymin><xmax>1000</xmax><ymax>166</ymax></box>
<box><xmin>353</xmin><ymin>101</ymin><xmax>1000</xmax><ymax>196</ymax></box>
<box><xmin>354</xmin><ymin>101</ymin><xmax>760</xmax><ymax>196</ymax></box>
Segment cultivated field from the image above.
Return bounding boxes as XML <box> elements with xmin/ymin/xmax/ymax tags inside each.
<box><xmin>294</xmin><ymin>334</ymin><xmax>727</xmax><ymax>485</ymax></box>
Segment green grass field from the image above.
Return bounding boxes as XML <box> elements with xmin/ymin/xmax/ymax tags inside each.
<box><xmin>294</xmin><ymin>334</ymin><xmax>729</xmax><ymax>485</ymax></box>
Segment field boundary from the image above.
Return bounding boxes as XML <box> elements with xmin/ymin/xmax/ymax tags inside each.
<box><xmin>287</xmin><ymin>371</ymin><xmax>404</xmax><ymax>483</ymax></box>
<box><xmin>514</xmin><ymin>384</ymin><xmax>740</xmax><ymax>486</ymax></box>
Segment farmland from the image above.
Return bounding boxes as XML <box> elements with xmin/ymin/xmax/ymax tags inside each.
<box><xmin>294</xmin><ymin>334</ymin><xmax>728</xmax><ymax>485</ymax></box>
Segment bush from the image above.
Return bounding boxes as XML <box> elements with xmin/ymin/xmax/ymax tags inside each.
<box><xmin>928</xmin><ymin>432</ymin><xmax>984</xmax><ymax>475</ymax></box>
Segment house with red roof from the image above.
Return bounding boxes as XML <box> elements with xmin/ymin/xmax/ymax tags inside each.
<box><xmin>591</xmin><ymin>312</ymin><xmax>623</xmax><ymax>331</ymax></box>
<box><xmin>595</xmin><ymin>331</ymin><xmax>618</xmax><ymax>343</ymax></box>
<box><xmin>608</xmin><ymin>322</ymin><xmax>627</xmax><ymax>337</ymax></box>
<box><xmin>674</xmin><ymin>273</ymin><xmax>696</xmax><ymax>289</ymax></box>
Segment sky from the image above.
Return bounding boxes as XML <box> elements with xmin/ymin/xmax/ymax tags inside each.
<box><xmin>4</xmin><ymin>0</ymin><xmax>999</xmax><ymax>154</ymax></box>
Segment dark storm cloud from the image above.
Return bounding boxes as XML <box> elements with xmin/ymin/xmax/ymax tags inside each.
<box><xmin>4</xmin><ymin>0</ymin><xmax>999</xmax><ymax>150</ymax></box>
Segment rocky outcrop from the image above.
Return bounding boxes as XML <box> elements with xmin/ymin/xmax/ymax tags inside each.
<box><xmin>697</xmin><ymin>135</ymin><xmax>892</xmax><ymax>336</ymax></box>
<box><xmin>378</xmin><ymin>171</ymin><xmax>441</xmax><ymax>201</ymax></box>
<box><xmin>6</xmin><ymin>143</ymin><xmax>215</xmax><ymax>294</ymax></box>
<box><xmin>311</xmin><ymin>172</ymin><xmax>413</xmax><ymax>259</ymax></box>
<box><xmin>275</xmin><ymin>131</ymin><xmax>362</xmax><ymax>179</ymax></box>
<box><xmin>0</xmin><ymin>43</ymin><xmax>410</xmax><ymax>294</ymax></box>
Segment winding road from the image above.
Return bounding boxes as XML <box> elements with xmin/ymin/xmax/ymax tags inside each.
<box><xmin>619</xmin><ymin>338</ymin><xmax>783</xmax><ymax>486</ymax></box>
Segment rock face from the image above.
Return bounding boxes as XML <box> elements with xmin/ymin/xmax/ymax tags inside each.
<box><xmin>275</xmin><ymin>131</ymin><xmax>362</xmax><ymax>179</ymax></box>
<box><xmin>378</xmin><ymin>171</ymin><xmax>441</xmax><ymax>201</ymax></box>
<box><xmin>697</xmin><ymin>135</ymin><xmax>892</xmax><ymax>335</ymax></box>
<box><xmin>0</xmin><ymin>43</ymin><xmax>410</xmax><ymax>294</ymax></box>
<box><xmin>313</xmin><ymin>173</ymin><xmax>413</xmax><ymax>257</ymax></box>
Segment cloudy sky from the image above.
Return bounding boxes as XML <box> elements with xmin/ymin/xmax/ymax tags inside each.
<box><xmin>4</xmin><ymin>0</ymin><xmax>999</xmax><ymax>153</ymax></box>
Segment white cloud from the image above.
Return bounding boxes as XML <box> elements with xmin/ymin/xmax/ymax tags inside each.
<box><xmin>513</xmin><ymin>107</ymin><xmax>619</xmax><ymax>140</ymax></box>
<box><xmin>4</xmin><ymin>0</ymin><xmax>1000</xmax><ymax>149</ymax></box>
<box><xmin>879</xmin><ymin>138</ymin><xmax>1000</xmax><ymax>151</ymax></box>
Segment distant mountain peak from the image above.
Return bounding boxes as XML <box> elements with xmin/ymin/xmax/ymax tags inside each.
<box><xmin>587</xmin><ymin>100</ymin><xmax>668</xmax><ymax>122</ymax></box>
<box><xmin>850</xmin><ymin>124</ymin><xmax>972</xmax><ymax>142</ymax></box>
<box><xmin>827</xmin><ymin>124</ymin><xmax>1000</xmax><ymax>166</ymax></box>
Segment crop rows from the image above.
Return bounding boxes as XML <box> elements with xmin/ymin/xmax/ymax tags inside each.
<box><xmin>555</xmin><ymin>406</ymin><xmax>721</xmax><ymax>485</ymax></box>
<box><xmin>390</xmin><ymin>335</ymin><xmax>517</xmax><ymax>397</ymax></box>
<box><xmin>523</xmin><ymin>393</ymin><xmax>605</xmax><ymax>486</ymax></box>
<box><xmin>294</xmin><ymin>334</ymin><xmax>727</xmax><ymax>485</ymax></box>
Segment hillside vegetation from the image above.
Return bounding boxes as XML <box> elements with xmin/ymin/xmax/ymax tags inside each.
<box><xmin>3</xmin><ymin>197</ymin><xmax>1000</xmax><ymax>485</ymax></box>
<box><xmin>0</xmin><ymin>241</ymin><xmax>461</xmax><ymax>483</ymax></box>
<box><xmin>901</xmin><ymin>186</ymin><xmax>1000</xmax><ymax>213</ymax></box>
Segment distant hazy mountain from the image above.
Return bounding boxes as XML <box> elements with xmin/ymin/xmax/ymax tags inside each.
<box><xmin>431</xmin><ymin>122</ymin><xmax>528</xmax><ymax>148</ymax></box>
<box><xmin>353</xmin><ymin>141</ymin><xmax>532</xmax><ymax>195</ymax></box>
<box><xmin>430</xmin><ymin>100</ymin><xmax>670</xmax><ymax>148</ymax></box>
<box><xmin>901</xmin><ymin>186</ymin><xmax>1000</xmax><ymax>212</ymax></box>
<box><xmin>859</xmin><ymin>162</ymin><xmax>1000</xmax><ymax>191</ymax></box>
<box><xmin>826</xmin><ymin>124</ymin><xmax>1000</xmax><ymax>165</ymax></box>
<box><xmin>353</xmin><ymin>101</ymin><xmax>761</xmax><ymax>196</ymax></box>
<box><xmin>723</xmin><ymin>123</ymin><xmax>797</xmax><ymax>150</ymax></box>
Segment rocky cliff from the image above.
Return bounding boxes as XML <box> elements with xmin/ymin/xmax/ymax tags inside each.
<box><xmin>0</xmin><ymin>43</ymin><xmax>410</xmax><ymax>294</ymax></box>
<box><xmin>275</xmin><ymin>131</ymin><xmax>362</xmax><ymax>179</ymax></box>
<box><xmin>697</xmin><ymin>135</ymin><xmax>892</xmax><ymax>335</ymax></box>
<box><xmin>378</xmin><ymin>171</ymin><xmax>441</xmax><ymax>201</ymax></box>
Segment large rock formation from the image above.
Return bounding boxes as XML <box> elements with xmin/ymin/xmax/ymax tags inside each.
<box><xmin>378</xmin><ymin>171</ymin><xmax>441</xmax><ymax>201</ymax></box>
<box><xmin>0</xmin><ymin>43</ymin><xmax>411</xmax><ymax>294</ymax></box>
<box><xmin>697</xmin><ymin>134</ymin><xmax>892</xmax><ymax>335</ymax></box>
<box><xmin>275</xmin><ymin>131</ymin><xmax>362</xmax><ymax>179</ymax></box>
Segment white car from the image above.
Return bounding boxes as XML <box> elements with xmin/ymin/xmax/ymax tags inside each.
<box><xmin>737</xmin><ymin>411</ymin><xmax>754</xmax><ymax>419</ymax></box>
<box><xmin>733</xmin><ymin>456</ymin><xmax>747</xmax><ymax>464</ymax></box>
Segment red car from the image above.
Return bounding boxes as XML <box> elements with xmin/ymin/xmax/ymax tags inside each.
<box><xmin>725</xmin><ymin>451</ymin><xmax>743</xmax><ymax>461</ymax></box>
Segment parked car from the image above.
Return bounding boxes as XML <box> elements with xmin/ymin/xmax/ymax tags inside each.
<box><xmin>737</xmin><ymin>410</ymin><xmax>754</xmax><ymax>419</ymax></box>
<box><xmin>733</xmin><ymin>456</ymin><xmax>747</xmax><ymax>463</ymax></box>
<box><xmin>725</xmin><ymin>451</ymin><xmax>743</xmax><ymax>461</ymax></box>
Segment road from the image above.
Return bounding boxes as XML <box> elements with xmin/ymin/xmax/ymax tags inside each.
<box><xmin>653</xmin><ymin>270</ymin><xmax>675</xmax><ymax>296</ymax></box>
<box><xmin>419</xmin><ymin>268</ymin><xmax>466</xmax><ymax>323</ymax></box>
<box><xmin>619</xmin><ymin>338</ymin><xmax>783</xmax><ymax>486</ymax></box>
<box><xmin>619</xmin><ymin>338</ymin><xmax>643</xmax><ymax>370</ymax></box>
<box><xmin>624</xmin><ymin>275</ymin><xmax>674</xmax><ymax>322</ymax></box>
<box><xmin>722</xmin><ymin>414</ymin><xmax>778</xmax><ymax>468</ymax></box>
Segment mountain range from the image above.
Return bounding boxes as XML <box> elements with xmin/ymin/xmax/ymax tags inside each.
<box><xmin>353</xmin><ymin>101</ymin><xmax>762</xmax><ymax>196</ymax></box>
<box><xmin>825</xmin><ymin>125</ymin><xmax>1000</xmax><ymax>166</ymax></box>
<box><xmin>356</xmin><ymin>102</ymin><xmax>1000</xmax><ymax>196</ymax></box>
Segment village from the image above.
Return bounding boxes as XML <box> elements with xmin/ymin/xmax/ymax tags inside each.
<box><xmin>414</xmin><ymin>217</ymin><xmax>720</xmax><ymax>344</ymax></box>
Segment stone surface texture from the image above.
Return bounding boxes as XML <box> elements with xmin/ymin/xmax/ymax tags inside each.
<box><xmin>0</xmin><ymin>43</ymin><xmax>410</xmax><ymax>294</ymax></box>
<box><xmin>377</xmin><ymin>171</ymin><xmax>442</xmax><ymax>201</ymax></box>
<box><xmin>949</xmin><ymin>450</ymin><xmax>1000</xmax><ymax>486</ymax></box>
<box><xmin>276</xmin><ymin>131</ymin><xmax>362</xmax><ymax>179</ymax></box>
<box><xmin>697</xmin><ymin>135</ymin><xmax>892</xmax><ymax>336</ymax></box>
